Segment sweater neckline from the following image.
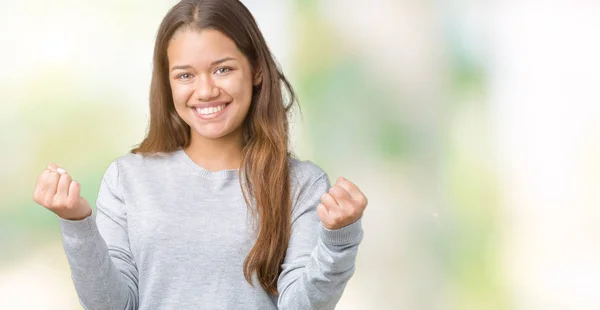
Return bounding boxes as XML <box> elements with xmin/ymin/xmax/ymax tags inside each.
<box><xmin>174</xmin><ymin>149</ymin><xmax>239</xmax><ymax>180</ymax></box>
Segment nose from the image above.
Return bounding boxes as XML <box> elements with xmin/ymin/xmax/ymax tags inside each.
<box><xmin>194</xmin><ymin>75</ymin><xmax>219</xmax><ymax>101</ymax></box>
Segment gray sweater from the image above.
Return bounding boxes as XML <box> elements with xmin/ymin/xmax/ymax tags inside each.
<box><xmin>58</xmin><ymin>149</ymin><xmax>363</xmax><ymax>309</ymax></box>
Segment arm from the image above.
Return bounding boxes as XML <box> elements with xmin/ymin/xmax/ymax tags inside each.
<box><xmin>277</xmin><ymin>174</ymin><xmax>364</xmax><ymax>309</ymax></box>
<box><xmin>58</xmin><ymin>161</ymin><xmax>139</xmax><ymax>310</ymax></box>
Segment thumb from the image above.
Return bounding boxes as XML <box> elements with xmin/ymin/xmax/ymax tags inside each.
<box><xmin>78</xmin><ymin>196</ymin><xmax>91</xmax><ymax>210</ymax></box>
<box><xmin>67</xmin><ymin>181</ymin><xmax>90</xmax><ymax>210</ymax></box>
<box><xmin>67</xmin><ymin>181</ymin><xmax>81</xmax><ymax>206</ymax></box>
<box><xmin>316</xmin><ymin>203</ymin><xmax>329</xmax><ymax>221</ymax></box>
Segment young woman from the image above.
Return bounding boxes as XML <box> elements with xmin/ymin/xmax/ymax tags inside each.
<box><xmin>33</xmin><ymin>0</ymin><xmax>367</xmax><ymax>309</ymax></box>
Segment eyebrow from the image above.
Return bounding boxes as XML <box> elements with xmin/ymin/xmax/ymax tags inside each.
<box><xmin>170</xmin><ymin>57</ymin><xmax>237</xmax><ymax>72</ymax></box>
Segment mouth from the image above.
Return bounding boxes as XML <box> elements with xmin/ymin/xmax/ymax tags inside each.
<box><xmin>191</xmin><ymin>102</ymin><xmax>230</xmax><ymax>120</ymax></box>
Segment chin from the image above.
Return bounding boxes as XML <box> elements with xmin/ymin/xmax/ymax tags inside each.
<box><xmin>193</xmin><ymin>127</ymin><xmax>233</xmax><ymax>140</ymax></box>
<box><xmin>195</xmin><ymin>131</ymin><xmax>226</xmax><ymax>140</ymax></box>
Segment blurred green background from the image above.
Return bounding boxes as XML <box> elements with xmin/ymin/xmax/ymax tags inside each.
<box><xmin>2</xmin><ymin>0</ymin><xmax>600</xmax><ymax>309</ymax></box>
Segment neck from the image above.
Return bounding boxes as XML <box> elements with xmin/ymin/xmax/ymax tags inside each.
<box><xmin>184</xmin><ymin>129</ymin><xmax>244</xmax><ymax>172</ymax></box>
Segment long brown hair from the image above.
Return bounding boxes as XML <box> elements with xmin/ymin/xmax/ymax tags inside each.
<box><xmin>131</xmin><ymin>0</ymin><xmax>297</xmax><ymax>295</ymax></box>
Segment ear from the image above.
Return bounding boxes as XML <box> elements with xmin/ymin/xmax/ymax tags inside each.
<box><xmin>253</xmin><ymin>69</ymin><xmax>262</xmax><ymax>86</ymax></box>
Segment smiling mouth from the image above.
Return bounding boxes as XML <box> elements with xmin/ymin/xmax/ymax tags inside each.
<box><xmin>194</xmin><ymin>103</ymin><xmax>228</xmax><ymax>116</ymax></box>
<box><xmin>191</xmin><ymin>102</ymin><xmax>230</xmax><ymax>119</ymax></box>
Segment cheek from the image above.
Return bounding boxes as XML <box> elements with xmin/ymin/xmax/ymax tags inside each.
<box><xmin>220</xmin><ymin>74</ymin><xmax>253</xmax><ymax>103</ymax></box>
<box><xmin>170</xmin><ymin>83</ymin><xmax>194</xmax><ymax>106</ymax></box>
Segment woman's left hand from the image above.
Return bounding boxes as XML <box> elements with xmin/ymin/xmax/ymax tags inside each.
<box><xmin>317</xmin><ymin>177</ymin><xmax>368</xmax><ymax>230</ymax></box>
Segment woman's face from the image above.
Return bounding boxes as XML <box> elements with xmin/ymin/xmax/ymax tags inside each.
<box><xmin>167</xmin><ymin>28</ymin><xmax>256</xmax><ymax>142</ymax></box>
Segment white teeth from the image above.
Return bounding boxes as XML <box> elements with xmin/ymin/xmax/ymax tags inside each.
<box><xmin>196</xmin><ymin>104</ymin><xmax>225</xmax><ymax>115</ymax></box>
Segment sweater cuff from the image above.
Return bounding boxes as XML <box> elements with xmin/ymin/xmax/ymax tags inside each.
<box><xmin>319</xmin><ymin>217</ymin><xmax>363</xmax><ymax>246</ymax></box>
<box><xmin>58</xmin><ymin>209</ymin><xmax>98</xmax><ymax>239</ymax></box>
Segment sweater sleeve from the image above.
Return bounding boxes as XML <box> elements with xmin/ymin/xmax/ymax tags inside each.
<box><xmin>277</xmin><ymin>173</ymin><xmax>363</xmax><ymax>309</ymax></box>
<box><xmin>58</xmin><ymin>161</ymin><xmax>139</xmax><ymax>310</ymax></box>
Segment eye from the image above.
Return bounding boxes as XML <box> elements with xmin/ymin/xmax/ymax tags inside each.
<box><xmin>176</xmin><ymin>73</ymin><xmax>193</xmax><ymax>80</ymax></box>
<box><xmin>215</xmin><ymin>67</ymin><xmax>232</xmax><ymax>75</ymax></box>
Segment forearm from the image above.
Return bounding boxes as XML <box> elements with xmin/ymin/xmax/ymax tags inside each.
<box><xmin>277</xmin><ymin>219</ymin><xmax>363</xmax><ymax>309</ymax></box>
<box><xmin>59</xmin><ymin>213</ymin><xmax>138</xmax><ymax>310</ymax></box>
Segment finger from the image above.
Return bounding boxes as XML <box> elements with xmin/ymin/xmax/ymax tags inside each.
<box><xmin>42</xmin><ymin>170</ymin><xmax>60</xmax><ymax>206</ymax></box>
<box><xmin>35</xmin><ymin>169</ymin><xmax>50</xmax><ymax>192</ymax></box>
<box><xmin>328</xmin><ymin>185</ymin><xmax>353</xmax><ymax>207</ymax></box>
<box><xmin>316</xmin><ymin>203</ymin><xmax>329</xmax><ymax>218</ymax></box>
<box><xmin>34</xmin><ymin>169</ymin><xmax>51</xmax><ymax>197</ymax></box>
<box><xmin>336</xmin><ymin>177</ymin><xmax>367</xmax><ymax>205</ymax></box>
<box><xmin>56</xmin><ymin>172</ymin><xmax>73</xmax><ymax>200</ymax></box>
<box><xmin>48</xmin><ymin>163</ymin><xmax>67</xmax><ymax>175</ymax></box>
<box><xmin>42</xmin><ymin>169</ymin><xmax>61</xmax><ymax>198</ymax></box>
<box><xmin>67</xmin><ymin>181</ymin><xmax>81</xmax><ymax>207</ymax></box>
<box><xmin>320</xmin><ymin>192</ymin><xmax>341</xmax><ymax>210</ymax></box>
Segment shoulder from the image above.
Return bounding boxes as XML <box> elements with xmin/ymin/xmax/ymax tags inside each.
<box><xmin>288</xmin><ymin>156</ymin><xmax>328</xmax><ymax>187</ymax></box>
<box><xmin>287</xmin><ymin>155</ymin><xmax>331</xmax><ymax>210</ymax></box>
<box><xmin>115</xmin><ymin>150</ymin><xmax>175</xmax><ymax>169</ymax></box>
<box><xmin>102</xmin><ymin>150</ymin><xmax>179</xmax><ymax>184</ymax></box>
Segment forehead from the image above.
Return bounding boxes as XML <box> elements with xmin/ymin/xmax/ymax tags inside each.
<box><xmin>167</xmin><ymin>28</ymin><xmax>242</xmax><ymax>65</ymax></box>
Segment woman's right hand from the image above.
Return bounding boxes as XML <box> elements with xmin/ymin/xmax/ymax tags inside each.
<box><xmin>33</xmin><ymin>163</ymin><xmax>92</xmax><ymax>221</ymax></box>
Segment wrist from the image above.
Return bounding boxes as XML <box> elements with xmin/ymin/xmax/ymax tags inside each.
<box><xmin>61</xmin><ymin>208</ymin><xmax>92</xmax><ymax>221</ymax></box>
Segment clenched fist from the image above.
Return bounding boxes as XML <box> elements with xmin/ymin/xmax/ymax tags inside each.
<box><xmin>32</xmin><ymin>163</ymin><xmax>92</xmax><ymax>221</ymax></box>
<box><xmin>317</xmin><ymin>177</ymin><xmax>368</xmax><ymax>230</ymax></box>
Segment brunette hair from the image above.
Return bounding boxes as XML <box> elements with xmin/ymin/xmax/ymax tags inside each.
<box><xmin>131</xmin><ymin>0</ymin><xmax>297</xmax><ymax>295</ymax></box>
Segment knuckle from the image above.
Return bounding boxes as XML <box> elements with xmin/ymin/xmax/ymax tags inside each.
<box><xmin>42</xmin><ymin>197</ymin><xmax>54</xmax><ymax>208</ymax></box>
<box><xmin>324</xmin><ymin>201</ymin><xmax>336</xmax><ymax>209</ymax></box>
<box><xmin>65</xmin><ymin>200</ymin><xmax>78</xmax><ymax>209</ymax></box>
<box><xmin>329</xmin><ymin>186</ymin><xmax>342</xmax><ymax>197</ymax></box>
<box><xmin>358</xmin><ymin>195</ymin><xmax>368</xmax><ymax>206</ymax></box>
<box><xmin>33</xmin><ymin>192</ymin><xmax>44</xmax><ymax>204</ymax></box>
<box><xmin>349</xmin><ymin>207</ymin><xmax>361</xmax><ymax>219</ymax></box>
<box><xmin>317</xmin><ymin>210</ymin><xmax>327</xmax><ymax>220</ymax></box>
<box><xmin>53</xmin><ymin>199</ymin><xmax>63</xmax><ymax>208</ymax></box>
<box><xmin>316</xmin><ymin>207</ymin><xmax>324</xmax><ymax>215</ymax></box>
<box><xmin>343</xmin><ymin>208</ymin><xmax>354</xmax><ymax>219</ymax></box>
<box><xmin>330</xmin><ymin>214</ymin><xmax>341</xmax><ymax>225</ymax></box>
<box><xmin>53</xmin><ymin>196</ymin><xmax>67</xmax><ymax>208</ymax></box>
